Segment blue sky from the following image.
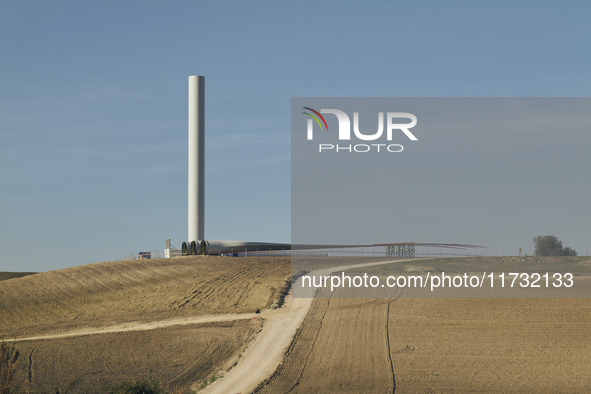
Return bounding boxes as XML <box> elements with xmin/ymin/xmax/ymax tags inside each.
<box><xmin>1</xmin><ymin>1</ymin><xmax>590</xmax><ymax>271</ymax></box>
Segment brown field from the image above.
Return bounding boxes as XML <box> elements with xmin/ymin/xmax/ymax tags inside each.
<box><xmin>257</xmin><ymin>294</ymin><xmax>591</xmax><ymax>393</ymax></box>
<box><xmin>0</xmin><ymin>256</ymin><xmax>290</xmax><ymax>392</ymax></box>
<box><xmin>0</xmin><ymin>256</ymin><xmax>290</xmax><ymax>338</ymax></box>
<box><xmin>255</xmin><ymin>295</ymin><xmax>398</xmax><ymax>393</ymax></box>
<box><xmin>3</xmin><ymin>256</ymin><xmax>591</xmax><ymax>393</ymax></box>
<box><xmin>13</xmin><ymin>320</ymin><xmax>259</xmax><ymax>393</ymax></box>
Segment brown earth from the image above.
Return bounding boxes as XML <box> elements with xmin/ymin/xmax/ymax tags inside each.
<box><xmin>255</xmin><ymin>295</ymin><xmax>397</xmax><ymax>393</ymax></box>
<box><xmin>4</xmin><ymin>256</ymin><xmax>591</xmax><ymax>393</ymax></box>
<box><xmin>0</xmin><ymin>256</ymin><xmax>290</xmax><ymax>393</ymax></box>
<box><xmin>0</xmin><ymin>256</ymin><xmax>290</xmax><ymax>338</ymax></box>
<box><xmin>346</xmin><ymin>255</ymin><xmax>591</xmax><ymax>276</ymax></box>
<box><xmin>388</xmin><ymin>298</ymin><xmax>591</xmax><ymax>393</ymax></box>
<box><xmin>256</xmin><ymin>295</ymin><xmax>591</xmax><ymax>393</ymax></box>
<box><xmin>13</xmin><ymin>320</ymin><xmax>259</xmax><ymax>393</ymax></box>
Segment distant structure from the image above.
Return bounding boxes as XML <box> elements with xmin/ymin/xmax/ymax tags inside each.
<box><xmin>122</xmin><ymin>76</ymin><xmax>484</xmax><ymax>260</ymax></box>
<box><xmin>386</xmin><ymin>243</ymin><xmax>415</xmax><ymax>257</ymax></box>
<box><xmin>165</xmin><ymin>237</ymin><xmax>181</xmax><ymax>258</ymax></box>
<box><xmin>188</xmin><ymin>75</ymin><xmax>205</xmax><ymax>244</ymax></box>
<box><xmin>177</xmin><ymin>75</ymin><xmax>485</xmax><ymax>257</ymax></box>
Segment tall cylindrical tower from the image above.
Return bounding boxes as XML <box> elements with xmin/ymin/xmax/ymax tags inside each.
<box><xmin>188</xmin><ymin>75</ymin><xmax>204</xmax><ymax>242</ymax></box>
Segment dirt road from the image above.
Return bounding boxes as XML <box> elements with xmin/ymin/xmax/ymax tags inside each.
<box><xmin>7</xmin><ymin>256</ymin><xmax>590</xmax><ymax>393</ymax></box>
<box><xmin>13</xmin><ymin>313</ymin><xmax>258</xmax><ymax>342</ymax></box>
<box><xmin>2</xmin><ymin>256</ymin><xmax>292</xmax><ymax>393</ymax></box>
<box><xmin>200</xmin><ymin>259</ymin><xmax>407</xmax><ymax>394</ymax></box>
<box><xmin>1</xmin><ymin>256</ymin><xmax>291</xmax><ymax>338</ymax></box>
<box><xmin>13</xmin><ymin>320</ymin><xmax>259</xmax><ymax>393</ymax></box>
<box><xmin>10</xmin><ymin>258</ymin><xmax>405</xmax><ymax>393</ymax></box>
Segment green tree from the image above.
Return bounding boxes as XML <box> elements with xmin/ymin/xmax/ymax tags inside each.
<box><xmin>562</xmin><ymin>246</ymin><xmax>578</xmax><ymax>256</ymax></box>
<box><xmin>533</xmin><ymin>235</ymin><xmax>577</xmax><ymax>256</ymax></box>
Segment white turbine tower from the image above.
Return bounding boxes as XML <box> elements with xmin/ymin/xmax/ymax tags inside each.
<box><xmin>188</xmin><ymin>75</ymin><xmax>205</xmax><ymax>245</ymax></box>
<box><xmin>180</xmin><ymin>76</ymin><xmax>483</xmax><ymax>256</ymax></box>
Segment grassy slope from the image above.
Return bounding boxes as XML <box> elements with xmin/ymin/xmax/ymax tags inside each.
<box><xmin>0</xmin><ymin>256</ymin><xmax>291</xmax><ymax>337</ymax></box>
<box><xmin>1</xmin><ymin>256</ymin><xmax>291</xmax><ymax>392</ymax></box>
<box><xmin>0</xmin><ymin>272</ymin><xmax>37</xmax><ymax>282</ymax></box>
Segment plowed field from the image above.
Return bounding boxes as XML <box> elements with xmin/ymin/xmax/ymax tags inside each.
<box><xmin>256</xmin><ymin>295</ymin><xmax>591</xmax><ymax>393</ymax></box>
<box><xmin>4</xmin><ymin>256</ymin><xmax>591</xmax><ymax>393</ymax></box>
<box><xmin>387</xmin><ymin>298</ymin><xmax>591</xmax><ymax>393</ymax></box>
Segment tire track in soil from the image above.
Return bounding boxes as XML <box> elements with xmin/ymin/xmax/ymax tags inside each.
<box><xmin>175</xmin><ymin>269</ymin><xmax>252</xmax><ymax>309</ymax></box>
<box><xmin>286</xmin><ymin>291</ymin><xmax>334</xmax><ymax>393</ymax></box>
<box><xmin>385</xmin><ymin>300</ymin><xmax>396</xmax><ymax>394</ymax></box>
<box><xmin>168</xmin><ymin>341</ymin><xmax>227</xmax><ymax>389</ymax></box>
<box><xmin>386</xmin><ymin>286</ymin><xmax>402</xmax><ymax>394</ymax></box>
<box><xmin>255</xmin><ymin>296</ymin><xmax>394</xmax><ymax>394</ymax></box>
<box><xmin>7</xmin><ymin>257</ymin><xmax>408</xmax><ymax>393</ymax></box>
<box><xmin>28</xmin><ymin>347</ymin><xmax>35</xmax><ymax>383</ymax></box>
<box><xmin>2</xmin><ymin>257</ymin><xmax>290</xmax><ymax>338</ymax></box>
<box><xmin>253</xmin><ymin>263</ymin><xmax>408</xmax><ymax>394</ymax></box>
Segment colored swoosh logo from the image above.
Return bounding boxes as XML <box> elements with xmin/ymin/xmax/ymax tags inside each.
<box><xmin>302</xmin><ymin>107</ymin><xmax>329</xmax><ymax>131</ymax></box>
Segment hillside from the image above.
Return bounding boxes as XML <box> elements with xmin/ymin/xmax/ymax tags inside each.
<box><xmin>0</xmin><ymin>271</ymin><xmax>36</xmax><ymax>282</ymax></box>
<box><xmin>0</xmin><ymin>256</ymin><xmax>290</xmax><ymax>338</ymax></box>
<box><xmin>4</xmin><ymin>255</ymin><xmax>591</xmax><ymax>393</ymax></box>
<box><xmin>0</xmin><ymin>256</ymin><xmax>290</xmax><ymax>393</ymax></box>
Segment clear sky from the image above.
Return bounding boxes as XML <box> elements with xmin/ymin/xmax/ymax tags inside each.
<box><xmin>1</xmin><ymin>1</ymin><xmax>590</xmax><ymax>272</ymax></box>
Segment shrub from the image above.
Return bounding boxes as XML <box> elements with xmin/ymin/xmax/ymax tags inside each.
<box><xmin>0</xmin><ymin>341</ymin><xmax>21</xmax><ymax>394</ymax></box>
<box><xmin>108</xmin><ymin>371</ymin><xmax>167</xmax><ymax>394</ymax></box>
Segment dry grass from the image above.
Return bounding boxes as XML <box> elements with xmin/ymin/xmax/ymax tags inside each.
<box><xmin>14</xmin><ymin>320</ymin><xmax>260</xmax><ymax>393</ymax></box>
<box><xmin>0</xmin><ymin>256</ymin><xmax>290</xmax><ymax>392</ymax></box>
<box><xmin>0</xmin><ymin>256</ymin><xmax>290</xmax><ymax>338</ymax></box>
<box><xmin>0</xmin><ymin>272</ymin><xmax>36</xmax><ymax>283</ymax></box>
<box><xmin>0</xmin><ymin>341</ymin><xmax>21</xmax><ymax>394</ymax></box>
